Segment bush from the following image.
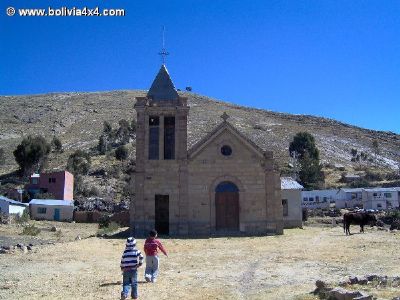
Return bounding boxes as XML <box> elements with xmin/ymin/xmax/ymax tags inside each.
<box><xmin>51</xmin><ymin>136</ymin><xmax>63</xmax><ymax>152</ymax></box>
<box><xmin>21</xmin><ymin>224</ymin><xmax>41</xmax><ymax>236</ymax></box>
<box><xmin>365</xmin><ymin>170</ymin><xmax>384</xmax><ymax>181</ymax></box>
<box><xmin>97</xmin><ymin>221</ymin><xmax>120</xmax><ymax>235</ymax></box>
<box><xmin>349</xmin><ymin>178</ymin><xmax>371</xmax><ymax>188</ymax></box>
<box><xmin>67</xmin><ymin>150</ymin><xmax>91</xmax><ymax>176</ymax></box>
<box><xmin>115</xmin><ymin>145</ymin><xmax>129</xmax><ymax>161</ymax></box>
<box><xmin>13</xmin><ymin>135</ymin><xmax>51</xmax><ymax>176</ymax></box>
<box><xmin>15</xmin><ymin>208</ymin><xmax>30</xmax><ymax>223</ymax></box>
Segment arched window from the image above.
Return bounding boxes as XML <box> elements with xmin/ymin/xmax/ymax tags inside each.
<box><xmin>215</xmin><ymin>181</ymin><xmax>239</xmax><ymax>193</ymax></box>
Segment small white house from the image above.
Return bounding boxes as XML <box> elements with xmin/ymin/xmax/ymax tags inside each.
<box><xmin>301</xmin><ymin>189</ymin><xmax>336</xmax><ymax>209</ymax></box>
<box><xmin>281</xmin><ymin>177</ymin><xmax>303</xmax><ymax>228</ymax></box>
<box><xmin>29</xmin><ymin>199</ymin><xmax>74</xmax><ymax>222</ymax></box>
<box><xmin>362</xmin><ymin>188</ymin><xmax>400</xmax><ymax>210</ymax></box>
<box><xmin>0</xmin><ymin>196</ymin><xmax>28</xmax><ymax>216</ymax></box>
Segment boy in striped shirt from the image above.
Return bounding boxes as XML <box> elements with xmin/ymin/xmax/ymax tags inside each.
<box><xmin>120</xmin><ymin>237</ymin><xmax>144</xmax><ymax>300</ymax></box>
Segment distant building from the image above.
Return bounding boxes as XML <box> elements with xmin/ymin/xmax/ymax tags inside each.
<box><xmin>29</xmin><ymin>199</ymin><xmax>74</xmax><ymax>221</ymax></box>
<box><xmin>342</xmin><ymin>174</ymin><xmax>361</xmax><ymax>183</ymax></box>
<box><xmin>281</xmin><ymin>177</ymin><xmax>303</xmax><ymax>228</ymax></box>
<box><xmin>301</xmin><ymin>190</ymin><xmax>336</xmax><ymax>209</ymax></box>
<box><xmin>0</xmin><ymin>196</ymin><xmax>28</xmax><ymax>217</ymax></box>
<box><xmin>362</xmin><ymin>188</ymin><xmax>400</xmax><ymax>210</ymax></box>
<box><xmin>335</xmin><ymin>188</ymin><xmax>364</xmax><ymax>209</ymax></box>
<box><xmin>25</xmin><ymin>171</ymin><xmax>74</xmax><ymax>201</ymax></box>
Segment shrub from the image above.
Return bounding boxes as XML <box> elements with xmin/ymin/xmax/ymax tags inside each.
<box><xmin>97</xmin><ymin>221</ymin><xmax>119</xmax><ymax>235</ymax></box>
<box><xmin>13</xmin><ymin>135</ymin><xmax>51</xmax><ymax>176</ymax></box>
<box><xmin>15</xmin><ymin>208</ymin><xmax>30</xmax><ymax>223</ymax></box>
<box><xmin>51</xmin><ymin>136</ymin><xmax>63</xmax><ymax>152</ymax></box>
<box><xmin>67</xmin><ymin>150</ymin><xmax>91</xmax><ymax>176</ymax></box>
<box><xmin>115</xmin><ymin>145</ymin><xmax>129</xmax><ymax>161</ymax></box>
<box><xmin>365</xmin><ymin>170</ymin><xmax>384</xmax><ymax>181</ymax></box>
<box><xmin>21</xmin><ymin>224</ymin><xmax>41</xmax><ymax>236</ymax></box>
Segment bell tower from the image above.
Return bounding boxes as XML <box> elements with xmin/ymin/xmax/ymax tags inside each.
<box><xmin>132</xmin><ymin>64</ymin><xmax>190</xmax><ymax>236</ymax></box>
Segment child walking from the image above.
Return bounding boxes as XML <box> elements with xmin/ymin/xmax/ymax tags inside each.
<box><xmin>120</xmin><ymin>237</ymin><xmax>144</xmax><ymax>300</ymax></box>
<box><xmin>144</xmin><ymin>229</ymin><xmax>168</xmax><ymax>283</ymax></box>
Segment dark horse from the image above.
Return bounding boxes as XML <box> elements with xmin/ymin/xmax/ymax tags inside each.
<box><xmin>343</xmin><ymin>212</ymin><xmax>377</xmax><ymax>235</ymax></box>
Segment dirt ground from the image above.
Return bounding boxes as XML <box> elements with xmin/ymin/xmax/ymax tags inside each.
<box><xmin>0</xmin><ymin>224</ymin><xmax>399</xmax><ymax>300</ymax></box>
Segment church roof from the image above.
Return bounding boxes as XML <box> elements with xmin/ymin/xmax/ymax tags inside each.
<box><xmin>147</xmin><ymin>64</ymin><xmax>179</xmax><ymax>101</ymax></box>
<box><xmin>188</xmin><ymin>119</ymin><xmax>267</xmax><ymax>159</ymax></box>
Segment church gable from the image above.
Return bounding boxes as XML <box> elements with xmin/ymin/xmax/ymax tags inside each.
<box><xmin>188</xmin><ymin>120</ymin><xmax>265</xmax><ymax>161</ymax></box>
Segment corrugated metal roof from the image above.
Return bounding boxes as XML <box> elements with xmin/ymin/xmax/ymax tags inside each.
<box><xmin>29</xmin><ymin>199</ymin><xmax>74</xmax><ymax>206</ymax></box>
<box><xmin>340</xmin><ymin>188</ymin><xmax>364</xmax><ymax>193</ymax></box>
<box><xmin>0</xmin><ymin>196</ymin><xmax>28</xmax><ymax>206</ymax></box>
<box><xmin>281</xmin><ymin>177</ymin><xmax>303</xmax><ymax>190</ymax></box>
<box><xmin>147</xmin><ymin>64</ymin><xmax>179</xmax><ymax>101</ymax></box>
<box><xmin>364</xmin><ymin>187</ymin><xmax>400</xmax><ymax>192</ymax></box>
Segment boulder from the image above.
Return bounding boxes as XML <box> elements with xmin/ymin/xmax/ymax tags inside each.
<box><xmin>51</xmin><ymin>226</ymin><xmax>57</xmax><ymax>232</ymax></box>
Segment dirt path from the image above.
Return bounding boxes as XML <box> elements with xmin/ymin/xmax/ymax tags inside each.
<box><xmin>1</xmin><ymin>226</ymin><xmax>399</xmax><ymax>300</ymax></box>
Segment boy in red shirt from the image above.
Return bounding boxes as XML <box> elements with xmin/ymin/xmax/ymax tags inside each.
<box><xmin>144</xmin><ymin>229</ymin><xmax>168</xmax><ymax>283</ymax></box>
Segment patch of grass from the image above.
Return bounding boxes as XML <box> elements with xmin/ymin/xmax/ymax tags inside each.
<box><xmin>97</xmin><ymin>221</ymin><xmax>119</xmax><ymax>235</ymax></box>
<box><xmin>21</xmin><ymin>224</ymin><xmax>41</xmax><ymax>236</ymax></box>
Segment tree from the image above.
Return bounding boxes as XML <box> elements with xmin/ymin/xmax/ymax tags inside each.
<box><xmin>103</xmin><ymin>121</ymin><xmax>112</xmax><ymax>135</ymax></box>
<box><xmin>13</xmin><ymin>135</ymin><xmax>51</xmax><ymax>176</ymax></box>
<box><xmin>66</xmin><ymin>150</ymin><xmax>91</xmax><ymax>176</ymax></box>
<box><xmin>289</xmin><ymin>132</ymin><xmax>319</xmax><ymax>161</ymax></box>
<box><xmin>0</xmin><ymin>148</ymin><xmax>5</xmax><ymax>165</ymax></box>
<box><xmin>117</xmin><ymin>119</ymin><xmax>130</xmax><ymax>145</ymax></box>
<box><xmin>130</xmin><ymin>119</ymin><xmax>137</xmax><ymax>133</ymax></box>
<box><xmin>115</xmin><ymin>145</ymin><xmax>129</xmax><ymax>161</ymax></box>
<box><xmin>98</xmin><ymin>135</ymin><xmax>111</xmax><ymax>154</ymax></box>
<box><xmin>51</xmin><ymin>136</ymin><xmax>63</xmax><ymax>152</ymax></box>
<box><xmin>372</xmin><ymin>139</ymin><xmax>380</xmax><ymax>164</ymax></box>
<box><xmin>289</xmin><ymin>132</ymin><xmax>324</xmax><ymax>189</ymax></box>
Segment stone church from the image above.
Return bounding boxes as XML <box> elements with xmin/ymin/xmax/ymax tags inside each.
<box><xmin>131</xmin><ymin>64</ymin><xmax>283</xmax><ymax>236</ymax></box>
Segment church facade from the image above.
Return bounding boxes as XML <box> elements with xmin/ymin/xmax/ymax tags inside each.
<box><xmin>131</xmin><ymin>64</ymin><xmax>283</xmax><ymax>236</ymax></box>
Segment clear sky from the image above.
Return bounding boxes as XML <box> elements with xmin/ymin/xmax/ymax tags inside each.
<box><xmin>1</xmin><ymin>1</ymin><xmax>399</xmax><ymax>133</ymax></box>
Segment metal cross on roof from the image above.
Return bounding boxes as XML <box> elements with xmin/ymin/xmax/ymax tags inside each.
<box><xmin>221</xmin><ymin>112</ymin><xmax>230</xmax><ymax>122</ymax></box>
<box><xmin>158</xmin><ymin>26</ymin><xmax>169</xmax><ymax>64</ymax></box>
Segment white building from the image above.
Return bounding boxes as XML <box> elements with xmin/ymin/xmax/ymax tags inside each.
<box><xmin>335</xmin><ymin>188</ymin><xmax>364</xmax><ymax>209</ymax></box>
<box><xmin>281</xmin><ymin>177</ymin><xmax>303</xmax><ymax>228</ymax></box>
<box><xmin>301</xmin><ymin>189</ymin><xmax>336</xmax><ymax>209</ymax></box>
<box><xmin>362</xmin><ymin>188</ymin><xmax>400</xmax><ymax>210</ymax></box>
<box><xmin>29</xmin><ymin>199</ymin><xmax>74</xmax><ymax>222</ymax></box>
<box><xmin>0</xmin><ymin>196</ymin><xmax>28</xmax><ymax>216</ymax></box>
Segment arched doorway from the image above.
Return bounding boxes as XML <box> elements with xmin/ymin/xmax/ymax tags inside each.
<box><xmin>215</xmin><ymin>181</ymin><xmax>239</xmax><ymax>231</ymax></box>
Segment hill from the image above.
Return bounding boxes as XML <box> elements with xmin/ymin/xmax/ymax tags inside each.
<box><xmin>0</xmin><ymin>91</ymin><xmax>399</xmax><ymax>199</ymax></box>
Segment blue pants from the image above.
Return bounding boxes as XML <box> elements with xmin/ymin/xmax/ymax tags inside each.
<box><xmin>122</xmin><ymin>269</ymin><xmax>138</xmax><ymax>299</ymax></box>
<box><xmin>145</xmin><ymin>256</ymin><xmax>159</xmax><ymax>282</ymax></box>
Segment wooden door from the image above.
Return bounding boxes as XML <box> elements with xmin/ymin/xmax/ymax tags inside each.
<box><xmin>155</xmin><ymin>195</ymin><xmax>169</xmax><ymax>235</ymax></box>
<box><xmin>216</xmin><ymin>192</ymin><xmax>239</xmax><ymax>231</ymax></box>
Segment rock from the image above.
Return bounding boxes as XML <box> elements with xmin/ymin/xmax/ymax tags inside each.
<box><xmin>354</xmin><ymin>292</ymin><xmax>373</xmax><ymax>300</ymax></box>
<box><xmin>51</xmin><ymin>226</ymin><xmax>57</xmax><ymax>232</ymax></box>
<box><xmin>356</xmin><ymin>276</ymin><xmax>368</xmax><ymax>285</ymax></box>
<box><xmin>349</xmin><ymin>276</ymin><xmax>358</xmax><ymax>284</ymax></box>
<box><xmin>21</xmin><ymin>246</ymin><xmax>28</xmax><ymax>253</ymax></box>
<box><xmin>0</xmin><ymin>249</ymin><xmax>7</xmax><ymax>254</ymax></box>
<box><xmin>75</xmin><ymin>235</ymin><xmax>81</xmax><ymax>241</ymax></box>
<box><xmin>316</xmin><ymin>280</ymin><xmax>327</xmax><ymax>289</ymax></box>
<box><xmin>366</xmin><ymin>274</ymin><xmax>378</xmax><ymax>282</ymax></box>
<box><xmin>2</xmin><ymin>245</ymin><xmax>11</xmax><ymax>251</ymax></box>
<box><xmin>27</xmin><ymin>245</ymin><xmax>33</xmax><ymax>251</ymax></box>
<box><xmin>16</xmin><ymin>243</ymin><xmax>24</xmax><ymax>248</ymax></box>
<box><xmin>329</xmin><ymin>287</ymin><xmax>365</xmax><ymax>300</ymax></box>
